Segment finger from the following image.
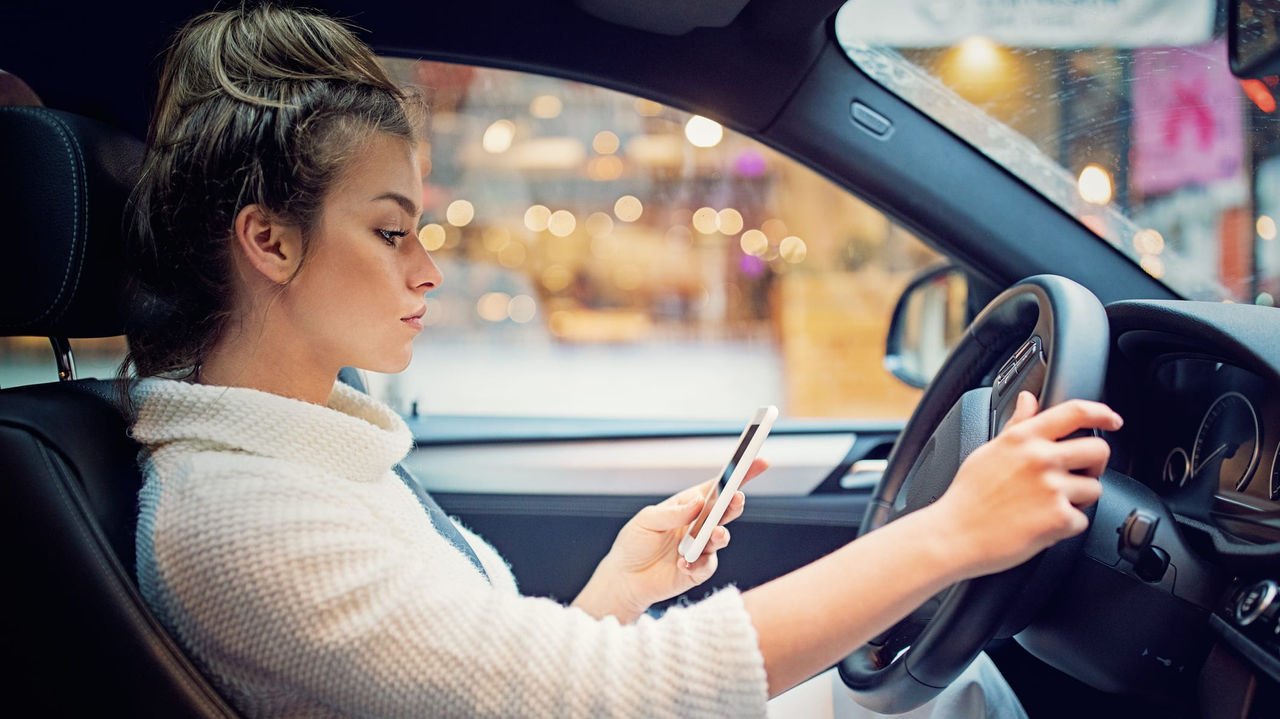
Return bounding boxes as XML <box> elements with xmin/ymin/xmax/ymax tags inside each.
<box><xmin>1048</xmin><ymin>472</ymin><xmax>1103</xmax><ymax>508</ymax></box>
<box><xmin>739</xmin><ymin>458</ymin><xmax>769</xmax><ymax>489</ymax></box>
<box><xmin>1000</xmin><ymin>391</ymin><xmax>1039</xmax><ymax>433</ymax></box>
<box><xmin>1040</xmin><ymin>502</ymin><xmax>1091</xmax><ymax>543</ymax></box>
<box><xmin>717</xmin><ymin>492</ymin><xmax>746</xmax><ymax>526</ymax></box>
<box><xmin>671</xmin><ymin>480</ymin><xmax>713</xmax><ymax>506</ymax></box>
<box><xmin>1059</xmin><ymin>502</ymin><xmax>1092</xmax><ymax>538</ymax></box>
<box><xmin>1052</xmin><ymin>435</ymin><xmax>1111</xmax><ymax>476</ymax></box>
<box><xmin>700</xmin><ymin>526</ymin><xmax>730</xmax><ymax>555</ymax></box>
<box><xmin>635</xmin><ymin>496</ymin><xmax>703</xmax><ymax>532</ymax></box>
<box><xmin>1021</xmin><ymin>398</ymin><xmax>1123</xmax><ymax>440</ymax></box>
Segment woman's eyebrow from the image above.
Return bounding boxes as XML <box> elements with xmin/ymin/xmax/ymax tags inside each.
<box><xmin>371</xmin><ymin>192</ymin><xmax>421</xmax><ymax>217</ymax></box>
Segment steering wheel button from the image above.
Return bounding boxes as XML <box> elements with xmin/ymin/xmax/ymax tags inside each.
<box><xmin>1235</xmin><ymin>580</ymin><xmax>1278</xmax><ymax>626</ymax></box>
<box><xmin>1117</xmin><ymin>509</ymin><xmax>1159</xmax><ymax>566</ymax></box>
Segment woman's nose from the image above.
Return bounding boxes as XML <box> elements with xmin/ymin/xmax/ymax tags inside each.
<box><xmin>411</xmin><ymin>245</ymin><xmax>443</xmax><ymax>293</ymax></box>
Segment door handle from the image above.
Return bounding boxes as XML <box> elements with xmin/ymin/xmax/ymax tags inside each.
<box><xmin>840</xmin><ymin>459</ymin><xmax>888</xmax><ymax>490</ymax></box>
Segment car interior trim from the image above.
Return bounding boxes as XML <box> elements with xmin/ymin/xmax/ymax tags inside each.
<box><xmin>404</xmin><ymin>434</ymin><xmax>855</xmax><ymax>496</ymax></box>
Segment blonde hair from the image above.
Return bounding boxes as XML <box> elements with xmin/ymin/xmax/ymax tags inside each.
<box><xmin>124</xmin><ymin>2</ymin><xmax>423</xmax><ymax>381</ymax></box>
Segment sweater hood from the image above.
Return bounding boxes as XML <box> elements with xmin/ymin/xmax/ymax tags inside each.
<box><xmin>131</xmin><ymin>377</ymin><xmax>413</xmax><ymax>482</ymax></box>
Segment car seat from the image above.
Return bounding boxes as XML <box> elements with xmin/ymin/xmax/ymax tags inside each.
<box><xmin>0</xmin><ymin>106</ymin><xmax>239</xmax><ymax>717</ymax></box>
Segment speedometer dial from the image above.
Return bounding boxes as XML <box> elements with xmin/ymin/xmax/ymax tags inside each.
<box><xmin>1192</xmin><ymin>391</ymin><xmax>1260</xmax><ymax>493</ymax></box>
<box><xmin>1271</xmin><ymin>444</ymin><xmax>1280</xmax><ymax>501</ymax></box>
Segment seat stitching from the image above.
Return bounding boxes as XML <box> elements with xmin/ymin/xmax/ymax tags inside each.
<box><xmin>31</xmin><ymin>108</ymin><xmax>90</xmax><ymax>326</ymax></box>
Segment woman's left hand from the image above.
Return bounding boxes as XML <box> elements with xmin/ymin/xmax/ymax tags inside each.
<box><xmin>570</xmin><ymin>458</ymin><xmax>768</xmax><ymax>623</ymax></box>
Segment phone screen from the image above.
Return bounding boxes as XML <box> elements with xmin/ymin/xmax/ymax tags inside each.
<box><xmin>687</xmin><ymin>423</ymin><xmax>759</xmax><ymax>539</ymax></box>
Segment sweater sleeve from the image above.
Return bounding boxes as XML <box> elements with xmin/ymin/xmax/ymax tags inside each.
<box><xmin>145</xmin><ymin>464</ymin><xmax>769</xmax><ymax>718</ymax></box>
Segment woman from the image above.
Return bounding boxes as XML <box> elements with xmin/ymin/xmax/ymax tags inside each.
<box><xmin>126</xmin><ymin>4</ymin><xmax>1123</xmax><ymax>717</ymax></box>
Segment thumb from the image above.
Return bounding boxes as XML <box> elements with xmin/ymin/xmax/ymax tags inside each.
<box><xmin>635</xmin><ymin>496</ymin><xmax>704</xmax><ymax>532</ymax></box>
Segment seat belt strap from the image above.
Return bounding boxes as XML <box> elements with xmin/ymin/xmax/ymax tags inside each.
<box><xmin>393</xmin><ymin>464</ymin><xmax>490</xmax><ymax>583</ymax></box>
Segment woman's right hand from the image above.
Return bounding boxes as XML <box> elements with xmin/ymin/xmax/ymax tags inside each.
<box><xmin>926</xmin><ymin>391</ymin><xmax>1124</xmax><ymax>580</ymax></box>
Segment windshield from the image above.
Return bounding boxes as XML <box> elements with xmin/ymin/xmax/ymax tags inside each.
<box><xmin>836</xmin><ymin>0</ymin><xmax>1280</xmax><ymax>304</ymax></box>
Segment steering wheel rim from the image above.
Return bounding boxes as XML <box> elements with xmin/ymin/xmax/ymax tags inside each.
<box><xmin>838</xmin><ymin>274</ymin><xmax>1110</xmax><ymax>714</ymax></box>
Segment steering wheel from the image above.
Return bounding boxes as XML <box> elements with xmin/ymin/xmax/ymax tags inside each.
<box><xmin>837</xmin><ymin>274</ymin><xmax>1110</xmax><ymax>714</ymax></box>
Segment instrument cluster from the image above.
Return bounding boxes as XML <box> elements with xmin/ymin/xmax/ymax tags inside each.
<box><xmin>1138</xmin><ymin>356</ymin><xmax>1280</xmax><ymax>543</ymax></box>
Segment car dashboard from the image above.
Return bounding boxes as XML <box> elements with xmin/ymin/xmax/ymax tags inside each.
<box><xmin>1096</xmin><ymin>299</ymin><xmax>1280</xmax><ymax>716</ymax></box>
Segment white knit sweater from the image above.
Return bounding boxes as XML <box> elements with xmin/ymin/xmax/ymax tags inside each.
<box><xmin>132</xmin><ymin>378</ymin><xmax>769</xmax><ymax>718</ymax></box>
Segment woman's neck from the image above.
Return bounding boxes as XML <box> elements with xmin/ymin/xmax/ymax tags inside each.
<box><xmin>199</xmin><ymin>315</ymin><xmax>338</xmax><ymax>406</ymax></box>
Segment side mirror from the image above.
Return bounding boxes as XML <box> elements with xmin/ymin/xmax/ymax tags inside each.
<box><xmin>1229</xmin><ymin>0</ymin><xmax>1280</xmax><ymax>78</ymax></box>
<box><xmin>884</xmin><ymin>265</ymin><xmax>968</xmax><ymax>389</ymax></box>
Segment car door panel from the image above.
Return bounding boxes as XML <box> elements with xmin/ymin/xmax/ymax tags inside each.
<box><xmin>410</xmin><ymin>422</ymin><xmax>901</xmax><ymax>602</ymax></box>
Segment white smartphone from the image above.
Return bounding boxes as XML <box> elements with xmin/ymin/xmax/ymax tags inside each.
<box><xmin>678</xmin><ymin>405</ymin><xmax>778</xmax><ymax>565</ymax></box>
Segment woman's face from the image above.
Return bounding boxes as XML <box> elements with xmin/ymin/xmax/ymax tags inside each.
<box><xmin>279</xmin><ymin>133</ymin><xmax>439</xmax><ymax>375</ymax></box>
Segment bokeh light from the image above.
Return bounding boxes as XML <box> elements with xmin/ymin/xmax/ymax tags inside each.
<box><xmin>585</xmin><ymin>211</ymin><xmax>614</xmax><ymax>238</ymax></box>
<box><xmin>761</xmin><ymin>218</ymin><xmax>788</xmax><ymax>239</ymax></box>
<box><xmin>1258</xmin><ymin>215</ymin><xmax>1277</xmax><ymax>241</ymax></box>
<box><xmin>740</xmin><ymin>229</ymin><xmax>768</xmax><ymax>256</ymax></box>
<box><xmin>477</xmin><ymin>292</ymin><xmax>512</xmax><ymax>322</ymax></box>
<box><xmin>955</xmin><ymin>35</ymin><xmax>1002</xmax><ymax>74</ymax></box>
<box><xmin>1139</xmin><ymin>254</ymin><xmax>1165</xmax><ymax>278</ymax></box>
<box><xmin>684</xmin><ymin>115</ymin><xmax>724</xmax><ymax>148</ymax></box>
<box><xmin>717</xmin><ymin>208</ymin><xmax>744</xmax><ymax>235</ymax></box>
<box><xmin>508</xmin><ymin>294</ymin><xmax>537</xmax><ymax>323</ymax></box>
<box><xmin>587</xmin><ymin>155</ymin><xmax>624</xmax><ymax>181</ymax></box>
<box><xmin>482</xmin><ymin>119</ymin><xmax>515</xmax><ymax>154</ymax></box>
<box><xmin>529</xmin><ymin>94</ymin><xmax>563</xmax><ymax>119</ymax></box>
<box><xmin>548</xmin><ymin>210</ymin><xmax>577</xmax><ymax>237</ymax></box>
<box><xmin>634</xmin><ymin>98</ymin><xmax>663</xmax><ymax>116</ymax></box>
<box><xmin>1132</xmin><ymin>228</ymin><xmax>1165</xmax><ymax>255</ymax></box>
<box><xmin>524</xmin><ymin>204</ymin><xmax>552</xmax><ymax>232</ymax></box>
<box><xmin>592</xmin><ymin>130</ymin><xmax>620</xmax><ymax>154</ymax></box>
<box><xmin>692</xmin><ymin>206</ymin><xmax>719</xmax><ymax>234</ymax></box>
<box><xmin>780</xmin><ymin>236</ymin><xmax>808</xmax><ymax>263</ymax></box>
<box><xmin>1077</xmin><ymin>164</ymin><xmax>1113</xmax><ymax>205</ymax></box>
<box><xmin>614</xmin><ymin>195</ymin><xmax>643</xmax><ymax>222</ymax></box>
<box><xmin>417</xmin><ymin>223</ymin><xmax>446</xmax><ymax>251</ymax></box>
<box><xmin>446</xmin><ymin>199</ymin><xmax>475</xmax><ymax>227</ymax></box>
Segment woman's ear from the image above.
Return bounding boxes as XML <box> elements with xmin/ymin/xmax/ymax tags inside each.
<box><xmin>232</xmin><ymin>204</ymin><xmax>303</xmax><ymax>284</ymax></box>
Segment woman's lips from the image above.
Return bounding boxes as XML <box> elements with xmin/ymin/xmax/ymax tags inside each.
<box><xmin>402</xmin><ymin>307</ymin><xmax>425</xmax><ymax>331</ymax></box>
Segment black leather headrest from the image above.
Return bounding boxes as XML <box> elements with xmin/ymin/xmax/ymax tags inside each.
<box><xmin>0</xmin><ymin>107</ymin><xmax>143</xmax><ymax>338</ymax></box>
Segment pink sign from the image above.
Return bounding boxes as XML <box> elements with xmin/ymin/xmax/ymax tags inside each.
<box><xmin>1131</xmin><ymin>40</ymin><xmax>1244</xmax><ymax>196</ymax></box>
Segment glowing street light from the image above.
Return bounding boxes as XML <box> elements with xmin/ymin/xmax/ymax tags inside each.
<box><xmin>1077</xmin><ymin>164</ymin><xmax>1113</xmax><ymax>205</ymax></box>
<box><xmin>684</xmin><ymin>115</ymin><xmax>723</xmax><ymax>148</ymax></box>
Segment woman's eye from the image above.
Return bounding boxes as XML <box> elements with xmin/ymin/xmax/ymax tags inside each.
<box><xmin>377</xmin><ymin>228</ymin><xmax>408</xmax><ymax>246</ymax></box>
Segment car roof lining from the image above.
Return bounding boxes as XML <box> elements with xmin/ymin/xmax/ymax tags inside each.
<box><xmin>0</xmin><ymin>0</ymin><xmax>845</xmax><ymax>139</ymax></box>
<box><xmin>573</xmin><ymin>0</ymin><xmax>751</xmax><ymax>36</ymax></box>
<box><xmin>359</xmin><ymin>0</ymin><xmax>843</xmax><ymax>132</ymax></box>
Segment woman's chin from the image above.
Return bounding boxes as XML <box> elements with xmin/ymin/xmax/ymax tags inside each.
<box><xmin>370</xmin><ymin>350</ymin><xmax>414</xmax><ymax>375</ymax></box>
